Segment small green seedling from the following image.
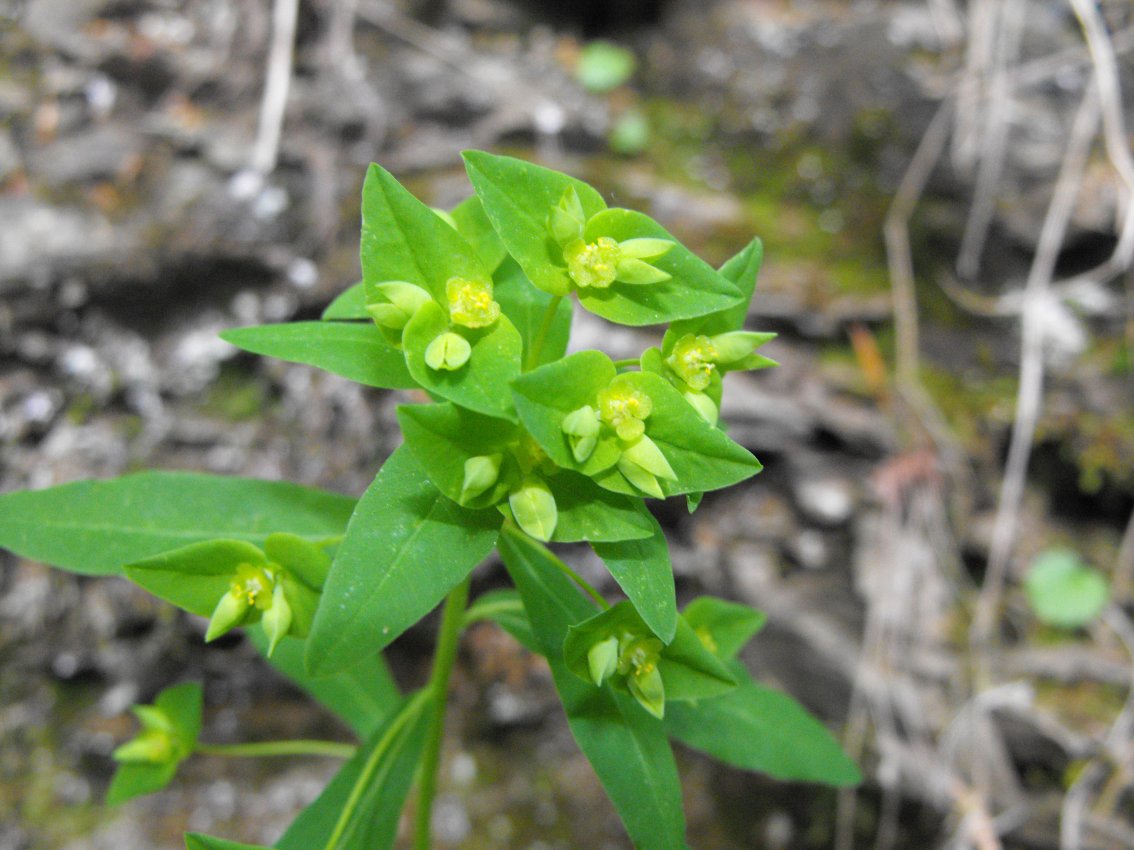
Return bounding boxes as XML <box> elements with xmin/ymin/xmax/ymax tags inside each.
<box><xmin>1025</xmin><ymin>547</ymin><xmax>1110</xmax><ymax>629</ymax></box>
<box><xmin>0</xmin><ymin>151</ymin><xmax>858</xmax><ymax>849</ymax></box>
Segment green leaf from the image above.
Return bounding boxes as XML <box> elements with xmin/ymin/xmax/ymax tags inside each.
<box><xmin>669</xmin><ymin>237</ymin><xmax>764</xmax><ymax>339</ymax></box>
<box><xmin>512</xmin><ymin>350</ymin><xmax>619</xmax><ymax>471</ymax></box>
<box><xmin>107</xmin><ymin>760</ymin><xmax>178</xmax><ymax>805</ymax></box>
<box><xmin>545</xmin><ymin>471</ymin><xmax>656</xmax><ymax>543</ymax></box>
<box><xmin>221</xmin><ymin>322</ymin><xmax>416</xmax><ymax>390</ymax></box>
<box><xmin>451</xmin><ymin>194</ymin><xmax>508</xmax><ymax>271</ymax></box>
<box><xmin>602</xmin><ymin>371</ymin><xmax>762</xmax><ymax>497</ymax></box>
<box><xmin>493</xmin><ymin>257</ymin><xmax>573</xmax><ymax>368</ymax></box>
<box><xmin>463</xmin><ymin>151</ymin><xmax>608</xmax><ymax>297</ymax></box>
<box><xmin>577</xmin><ymin>209</ymin><xmax>742</xmax><ymax>326</ymax></box>
<box><xmin>276</xmin><ymin>694</ymin><xmax>429</xmax><ymax>850</ymax></box>
<box><xmin>185</xmin><ymin>835</ymin><xmax>269</xmax><ymax>850</ymax></box>
<box><xmin>0</xmin><ymin>473</ymin><xmax>354</xmax><ymax>576</ymax></box>
<box><xmin>360</xmin><ymin>162</ymin><xmax>489</xmax><ymax>304</ymax></box>
<box><xmin>666</xmin><ymin>663</ymin><xmax>861</xmax><ymax>787</ymax></box>
<box><xmin>1025</xmin><ymin>548</ymin><xmax>1110</xmax><ymax>629</ymax></box>
<box><xmin>591</xmin><ymin>512</ymin><xmax>676</xmax><ymax>643</ymax></box>
<box><xmin>499</xmin><ymin>529</ymin><xmax>687</xmax><ymax>849</ymax></box>
<box><xmin>402</xmin><ymin>300</ymin><xmax>521</xmax><ymax>421</ymax></box>
<box><xmin>321</xmin><ymin>282</ymin><xmax>368</xmax><ymax>319</ymax></box>
<box><xmin>156</xmin><ymin>682</ymin><xmax>204</xmax><ymax>753</ymax></box>
<box><xmin>264</xmin><ymin>533</ymin><xmax>330</xmax><ymax>590</ymax></box>
<box><xmin>306</xmin><ymin>446</ymin><xmax>501</xmax><ymax>676</ymax></box>
<box><xmin>564</xmin><ymin>604</ymin><xmax>735</xmax><ymax>701</ymax></box>
<box><xmin>250</xmin><ymin>631</ymin><xmax>401</xmax><ymax>740</ymax></box>
<box><xmin>396</xmin><ymin>402</ymin><xmax>518</xmax><ymax>509</ymax></box>
<box><xmin>681</xmin><ymin>596</ymin><xmax>766</xmax><ymax>660</ymax></box>
<box><xmin>125</xmin><ymin>539</ymin><xmax>267</xmax><ymax>617</ymax></box>
<box><xmin>576</xmin><ymin>40</ymin><xmax>637</xmax><ymax>92</ymax></box>
<box><xmin>463</xmin><ymin>588</ymin><xmax>540</xmax><ymax>653</ymax></box>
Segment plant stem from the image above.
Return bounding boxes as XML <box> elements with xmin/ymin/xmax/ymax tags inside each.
<box><xmin>196</xmin><ymin>739</ymin><xmax>355</xmax><ymax>759</ymax></box>
<box><xmin>462</xmin><ymin>595</ymin><xmax>524</xmax><ymax>628</ymax></box>
<box><xmin>323</xmin><ymin>689</ymin><xmax>430</xmax><ymax>850</ymax></box>
<box><xmin>502</xmin><ymin>522</ymin><xmax>608</xmax><ymax>609</ymax></box>
<box><xmin>413</xmin><ymin>574</ymin><xmax>472</xmax><ymax>850</ymax></box>
<box><xmin>525</xmin><ymin>296</ymin><xmax>564</xmax><ymax>370</ymax></box>
<box><xmin>612</xmin><ymin>358</ymin><xmax>640</xmax><ymax>369</ymax></box>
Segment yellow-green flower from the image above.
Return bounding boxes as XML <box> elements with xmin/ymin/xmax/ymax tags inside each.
<box><xmin>446</xmin><ymin>276</ymin><xmax>500</xmax><ymax>329</ymax></box>
<box><xmin>563</xmin><ymin>236</ymin><xmax>673</xmax><ymax>290</ymax></box>
<box><xmin>206</xmin><ymin>562</ymin><xmax>275</xmax><ymax>642</ymax></box>
<box><xmin>666</xmin><ymin>334</ymin><xmax>718</xmax><ymax>391</ymax></box>
<box><xmin>618</xmin><ymin>635</ymin><xmax>666</xmax><ymax>719</ymax></box>
<box><xmin>597</xmin><ymin>377</ymin><xmax>652</xmax><ymax>441</ymax></box>
<box><xmin>562</xmin><ymin>404</ymin><xmax>601</xmax><ymax>463</ymax></box>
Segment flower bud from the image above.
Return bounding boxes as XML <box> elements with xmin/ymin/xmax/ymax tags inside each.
<box><xmin>548</xmin><ymin>187</ymin><xmax>585</xmax><ymax>246</ymax></box>
<box><xmin>113</xmin><ymin>729</ymin><xmax>174</xmax><ymax>764</ymax></box>
<box><xmin>367</xmin><ymin>282</ymin><xmax>433</xmax><ymax>329</ymax></box>
<box><xmin>562</xmin><ymin>405</ymin><xmax>600</xmax><ymax>463</ymax></box>
<box><xmin>460</xmin><ymin>454</ymin><xmax>503</xmax><ymax>504</ymax></box>
<box><xmin>708</xmin><ymin>331</ymin><xmax>766</xmax><ymax>364</ymax></box>
<box><xmin>205</xmin><ymin>588</ymin><xmax>250</xmax><ymax>642</ymax></box>
<box><xmin>425</xmin><ymin>331</ymin><xmax>471</xmax><ymax>371</ymax></box>
<box><xmin>261</xmin><ymin>583</ymin><xmax>293</xmax><ymax>657</ymax></box>
<box><xmin>509</xmin><ymin>477</ymin><xmax>558</xmax><ymax>542</ymax></box>
<box><xmin>587</xmin><ymin>635</ymin><xmax>620</xmax><ymax>686</ymax></box>
<box><xmin>628</xmin><ymin>664</ymin><xmax>666</xmax><ymax>719</ymax></box>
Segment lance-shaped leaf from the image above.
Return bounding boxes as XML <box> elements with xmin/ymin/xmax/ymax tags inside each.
<box><xmin>306</xmin><ymin>446</ymin><xmax>501</xmax><ymax>677</ymax></box>
<box><xmin>462</xmin><ymin>150</ymin><xmax>608</xmax><ymax>297</ymax></box>
<box><xmin>321</xmin><ymin>282</ymin><xmax>368</xmax><ymax>320</ymax></box>
<box><xmin>275</xmin><ymin>693</ymin><xmax>430</xmax><ymax>850</ymax></box>
<box><xmin>564</xmin><ymin>603</ymin><xmax>735</xmax><ymax>702</ymax></box>
<box><xmin>451</xmin><ymin>193</ymin><xmax>508</xmax><ymax>272</ymax></box>
<box><xmin>360</xmin><ymin>162</ymin><xmax>488</xmax><ymax>303</ymax></box>
<box><xmin>594</xmin><ymin>371</ymin><xmax>762</xmax><ymax>497</ymax></box>
<box><xmin>543</xmin><ymin>471</ymin><xmax>655</xmax><ymax>543</ymax></box>
<box><xmin>493</xmin><ymin>257</ymin><xmax>573</xmax><ymax>367</ymax></box>
<box><xmin>0</xmin><ymin>474</ymin><xmax>354</xmax><ymax>577</ymax></box>
<box><xmin>402</xmin><ymin>301</ymin><xmax>521</xmax><ymax>421</ymax></box>
<box><xmin>499</xmin><ymin>528</ymin><xmax>688</xmax><ymax>850</ymax></box>
<box><xmin>250</xmin><ymin>631</ymin><xmax>401</xmax><ymax>740</ymax></box>
<box><xmin>681</xmin><ymin>596</ymin><xmax>766</xmax><ymax>660</ymax></box>
<box><xmin>576</xmin><ymin>209</ymin><xmax>743</xmax><ymax>326</ymax></box>
<box><xmin>185</xmin><ymin>836</ymin><xmax>269</xmax><ymax>850</ymax></box>
<box><xmin>591</xmin><ymin>511</ymin><xmax>676</xmax><ymax>643</ymax></box>
<box><xmin>665</xmin><ymin>662</ymin><xmax>861</xmax><ymax>787</ymax></box>
<box><xmin>221</xmin><ymin>322</ymin><xmax>416</xmax><ymax>390</ymax></box>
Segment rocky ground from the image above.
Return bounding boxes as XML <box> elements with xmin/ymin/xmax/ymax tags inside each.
<box><xmin>2</xmin><ymin>0</ymin><xmax>1133</xmax><ymax>848</ymax></box>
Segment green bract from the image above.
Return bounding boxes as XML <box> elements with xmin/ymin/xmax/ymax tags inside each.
<box><xmin>0</xmin><ymin>151</ymin><xmax>860</xmax><ymax>850</ymax></box>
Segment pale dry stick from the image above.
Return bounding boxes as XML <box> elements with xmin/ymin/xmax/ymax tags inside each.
<box><xmin>1060</xmin><ymin>604</ymin><xmax>1134</xmax><ymax>850</ymax></box>
<box><xmin>250</xmin><ymin>0</ymin><xmax>300</xmax><ymax>176</ymax></box>
<box><xmin>970</xmin><ymin>83</ymin><xmax>1102</xmax><ymax>674</ymax></box>
<box><xmin>955</xmin><ymin>0</ymin><xmax>1026</xmax><ymax>281</ymax></box>
<box><xmin>357</xmin><ymin>0</ymin><xmax>492</xmax><ymax>81</ymax></box>
<box><xmin>885</xmin><ymin>99</ymin><xmax>954</xmax><ymax>387</ymax></box>
<box><xmin>926</xmin><ymin>0</ymin><xmax>966</xmax><ymax>48</ymax></box>
<box><xmin>952</xmin><ymin>0</ymin><xmax>997</xmax><ymax>173</ymax></box>
<box><xmin>1114</xmin><ymin>506</ymin><xmax>1134</xmax><ymax>602</ymax></box>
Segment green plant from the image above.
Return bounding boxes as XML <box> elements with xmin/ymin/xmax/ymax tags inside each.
<box><xmin>0</xmin><ymin>152</ymin><xmax>859</xmax><ymax>849</ymax></box>
<box><xmin>1025</xmin><ymin>548</ymin><xmax>1110</xmax><ymax>630</ymax></box>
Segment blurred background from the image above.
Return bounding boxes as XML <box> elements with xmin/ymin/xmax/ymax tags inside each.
<box><xmin>1</xmin><ymin>0</ymin><xmax>1133</xmax><ymax>847</ymax></box>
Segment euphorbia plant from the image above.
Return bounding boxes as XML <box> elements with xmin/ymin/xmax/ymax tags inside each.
<box><xmin>0</xmin><ymin>152</ymin><xmax>859</xmax><ymax>849</ymax></box>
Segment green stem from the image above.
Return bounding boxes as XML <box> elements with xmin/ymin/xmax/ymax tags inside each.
<box><xmin>502</xmin><ymin>522</ymin><xmax>609</xmax><ymax>609</ymax></box>
<box><xmin>612</xmin><ymin>358</ymin><xmax>640</xmax><ymax>369</ymax></box>
<box><xmin>323</xmin><ymin>689</ymin><xmax>430</xmax><ymax>850</ymax></box>
<box><xmin>413</xmin><ymin>574</ymin><xmax>472</xmax><ymax>850</ymax></box>
<box><xmin>462</xmin><ymin>596</ymin><xmax>525</xmax><ymax>628</ymax></box>
<box><xmin>525</xmin><ymin>296</ymin><xmax>564</xmax><ymax>370</ymax></box>
<box><xmin>196</xmin><ymin>740</ymin><xmax>355</xmax><ymax>759</ymax></box>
